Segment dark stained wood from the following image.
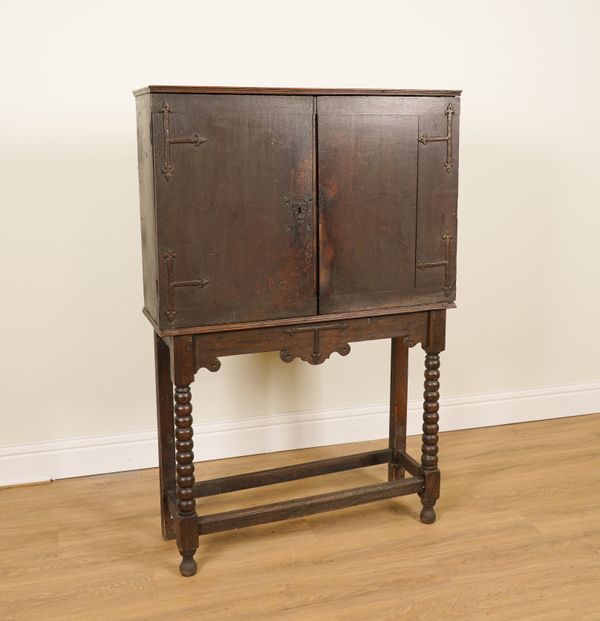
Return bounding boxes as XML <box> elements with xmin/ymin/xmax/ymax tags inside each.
<box><xmin>193</xmin><ymin>449</ymin><xmax>391</xmax><ymax>497</ymax></box>
<box><xmin>388</xmin><ymin>338</ymin><xmax>409</xmax><ymax>481</ymax></box>
<box><xmin>419</xmin><ymin>351</ymin><xmax>441</xmax><ymax>524</ymax></box>
<box><xmin>154</xmin><ymin>334</ymin><xmax>175</xmax><ymax>539</ymax></box>
<box><xmin>173</xmin><ymin>384</ymin><xmax>198</xmax><ymax>576</ymax></box>
<box><xmin>135</xmin><ymin>94</ymin><xmax>159</xmax><ymax>321</ymax></box>
<box><xmin>197</xmin><ymin>478</ymin><xmax>424</xmax><ymax>535</ymax></box>
<box><xmin>191</xmin><ymin>312</ymin><xmax>428</xmax><ymax>371</ymax></box>
<box><xmin>135</xmin><ymin>86</ymin><xmax>460</xmax><ymax>576</ymax></box>
<box><xmin>318</xmin><ymin>99</ymin><xmax>419</xmax><ymax>312</ymax></box>
<box><xmin>396</xmin><ymin>450</ymin><xmax>423</xmax><ymax>478</ymax></box>
<box><xmin>153</xmin><ymin>95</ymin><xmax>316</xmax><ymax>329</ymax></box>
<box><xmin>143</xmin><ymin>301</ymin><xmax>455</xmax><ymax>337</ymax></box>
<box><xmin>426</xmin><ymin>309</ymin><xmax>447</xmax><ymax>352</ymax></box>
<box><xmin>316</xmin><ymin>95</ymin><xmax>457</xmax><ymax>116</ymax></box>
<box><xmin>134</xmin><ymin>85</ymin><xmax>462</xmax><ymax>97</ymax></box>
<box><xmin>168</xmin><ymin>335</ymin><xmax>195</xmax><ymax>386</ymax></box>
<box><xmin>316</xmin><ymin>96</ymin><xmax>459</xmax><ymax>313</ymax></box>
<box><xmin>415</xmin><ymin>101</ymin><xmax>460</xmax><ymax>301</ymax></box>
<box><xmin>167</xmin><ymin>490</ymin><xmax>177</xmax><ymax>521</ymax></box>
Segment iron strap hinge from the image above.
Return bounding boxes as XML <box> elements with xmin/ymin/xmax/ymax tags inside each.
<box><xmin>418</xmin><ymin>103</ymin><xmax>455</xmax><ymax>173</ymax></box>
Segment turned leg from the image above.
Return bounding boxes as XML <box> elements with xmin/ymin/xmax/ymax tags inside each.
<box><xmin>174</xmin><ymin>384</ymin><xmax>198</xmax><ymax>576</ymax></box>
<box><xmin>420</xmin><ymin>350</ymin><xmax>441</xmax><ymax>524</ymax></box>
<box><xmin>388</xmin><ymin>337</ymin><xmax>409</xmax><ymax>481</ymax></box>
<box><xmin>154</xmin><ymin>334</ymin><xmax>176</xmax><ymax>540</ymax></box>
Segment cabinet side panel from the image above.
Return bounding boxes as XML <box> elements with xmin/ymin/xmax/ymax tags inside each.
<box><xmin>135</xmin><ymin>93</ymin><xmax>159</xmax><ymax>323</ymax></box>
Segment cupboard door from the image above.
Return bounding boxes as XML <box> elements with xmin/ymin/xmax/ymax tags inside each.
<box><xmin>317</xmin><ymin>98</ymin><xmax>419</xmax><ymax>313</ymax></box>
<box><xmin>152</xmin><ymin>95</ymin><xmax>316</xmax><ymax>328</ymax></box>
<box><xmin>317</xmin><ymin>96</ymin><xmax>459</xmax><ymax>314</ymax></box>
<box><xmin>415</xmin><ymin>100</ymin><xmax>459</xmax><ymax>301</ymax></box>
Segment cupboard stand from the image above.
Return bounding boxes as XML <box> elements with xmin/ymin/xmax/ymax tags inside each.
<box><xmin>153</xmin><ymin>305</ymin><xmax>447</xmax><ymax>576</ymax></box>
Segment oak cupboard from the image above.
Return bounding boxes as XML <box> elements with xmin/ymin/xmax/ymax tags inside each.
<box><xmin>135</xmin><ymin>85</ymin><xmax>461</xmax><ymax>576</ymax></box>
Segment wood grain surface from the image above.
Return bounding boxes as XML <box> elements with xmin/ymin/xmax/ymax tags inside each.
<box><xmin>149</xmin><ymin>95</ymin><xmax>317</xmax><ymax>328</ymax></box>
<box><xmin>1</xmin><ymin>414</ymin><xmax>599</xmax><ymax>620</ymax></box>
<box><xmin>137</xmin><ymin>91</ymin><xmax>460</xmax><ymax>331</ymax></box>
<box><xmin>134</xmin><ymin>86</ymin><xmax>462</xmax><ymax>97</ymax></box>
<box><xmin>317</xmin><ymin>102</ymin><xmax>419</xmax><ymax>312</ymax></box>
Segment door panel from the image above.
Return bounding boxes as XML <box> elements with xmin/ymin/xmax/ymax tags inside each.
<box><xmin>317</xmin><ymin>96</ymin><xmax>459</xmax><ymax>315</ymax></box>
<box><xmin>415</xmin><ymin>102</ymin><xmax>460</xmax><ymax>300</ymax></box>
<box><xmin>153</xmin><ymin>95</ymin><xmax>316</xmax><ymax>328</ymax></box>
<box><xmin>318</xmin><ymin>106</ymin><xmax>419</xmax><ymax>313</ymax></box>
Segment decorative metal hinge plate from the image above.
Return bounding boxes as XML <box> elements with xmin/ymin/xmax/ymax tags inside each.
<box><xmin>417</xmin><ymin>232</ymin><xmax>453</xmax><ymax>297</ymax></box>
<box><xmin>163</xmin><ymin>249</ymin><xmax>209</xmax><ymax>322</ymax></box>
<box><xmin>418</xmin><ymin>103</ymin><xmax>455</xmax><ymax>173</ymax></box>
<box><xmin>160</xmin><ymin>101</ymin><xmax>207</xmax><ymax>181</ymax></box>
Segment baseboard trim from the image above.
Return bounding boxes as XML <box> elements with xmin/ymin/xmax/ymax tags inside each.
<box><xmin>1</xmin><ymin>381</ymin><xmax>598</xmax><ymax>487</ymax></box>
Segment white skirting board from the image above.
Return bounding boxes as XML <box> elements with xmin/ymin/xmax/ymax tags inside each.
<box><xmin>1</xmin><ymin>381</ymin><xmax>599</xmax><ymax>487</ymax></box>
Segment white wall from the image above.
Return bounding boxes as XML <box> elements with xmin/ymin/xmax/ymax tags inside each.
<box><xmin>1</xmin><ymin>0</ymin><xmax>599</xmax><ymax>483</ymax></box>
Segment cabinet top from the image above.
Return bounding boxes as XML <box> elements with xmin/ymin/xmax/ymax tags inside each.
<box><xmin>133</xmin><ymin>85</ymin><xmax>461</xmax><ymax>97</ymax></box>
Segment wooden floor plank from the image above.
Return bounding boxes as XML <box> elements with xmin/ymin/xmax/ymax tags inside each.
<box><xmin>0</xmin><ymin>413</ymin><xmax>599</xmax><ymax>620</ymax></box>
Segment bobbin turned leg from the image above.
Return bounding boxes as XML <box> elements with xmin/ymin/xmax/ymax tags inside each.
<box><xmin>420</xmin><ymin>350</ymin><xmax>441</xmax><ymax>524</ymax></box>
<box><xmin>169</xmin><ymin>336</ymin><xmax>199</xmax><ymax>576</ymax></box>
<box><xmin>174</xmin><ymin>383</ymin><xmax>198</xmax><ymax>576</ymax></box>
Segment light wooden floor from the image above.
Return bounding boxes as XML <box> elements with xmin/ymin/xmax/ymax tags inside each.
<box><xmin>1</xmin><ymin>414</ymin><xmax>599</xmax><ymax>621</ymax></box>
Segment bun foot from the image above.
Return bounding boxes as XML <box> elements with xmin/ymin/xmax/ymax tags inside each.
<box><xmin>420</xmin><ymin>505</ymin><xmax>436</xmax><ymax>524</ymax></box>
<box><xmin>179</xmin><ymin>553</ymin><xmax>197</xmax><ymax>577</ymax></box>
